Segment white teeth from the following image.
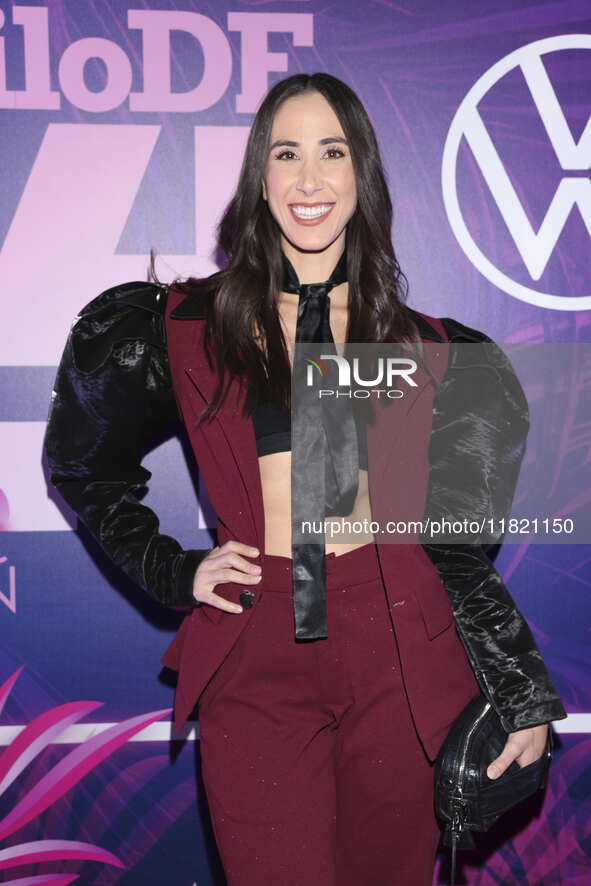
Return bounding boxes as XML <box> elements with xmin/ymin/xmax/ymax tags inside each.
<box><xmin>291</xmin><ymin>204</ymin><xmax>333</xmax><ymax>219</ymax></box>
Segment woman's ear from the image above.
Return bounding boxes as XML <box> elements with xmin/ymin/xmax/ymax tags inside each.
<box><xmin>262</xmin><ymin>179</ymin><xmax>267</xmax><ymax>201</ymax></box>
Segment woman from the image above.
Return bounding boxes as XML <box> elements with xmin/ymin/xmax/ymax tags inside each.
<box><xmin>44</xmin><ymin>73</ymin><xmax>566</xmax><ymax>886</ymax></box>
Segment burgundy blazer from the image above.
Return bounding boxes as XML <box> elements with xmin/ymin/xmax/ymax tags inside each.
<box><xmin>160</xmin><ymin>284</ymin><xmax>480</xmax><ymax>761</ymax></box>
<box><xmin>44</xmin><ymin>279</ymin><xmax>566</xmax><ymax>764</ymax></box>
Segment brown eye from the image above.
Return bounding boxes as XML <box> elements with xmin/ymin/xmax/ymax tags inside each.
<box><xmin>324</xmin><ymin>147</ymin><xmax>346</xmax><ymax>159</ymax></box>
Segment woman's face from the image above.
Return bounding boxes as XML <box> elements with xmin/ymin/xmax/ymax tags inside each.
<box><xmin>261</xmin><ymin>91</ymin><xmax>357</xmax><ymax>255</ymax></box>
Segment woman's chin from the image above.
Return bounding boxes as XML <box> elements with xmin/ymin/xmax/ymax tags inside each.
<box><xmin>280</xmin><ymin>227</ymin><xmax>344</xmax><ymax>254</ymax></box>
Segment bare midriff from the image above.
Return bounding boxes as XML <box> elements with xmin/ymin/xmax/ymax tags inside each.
<box><xmin>258</xmin><ymin>451</ymin><xmax>375</xmax><ymax>557</ymax></box>
<box><xmin>258</xmin><ymin>282</ymin><xmax>374</xmax><ymax>557</ymax></box>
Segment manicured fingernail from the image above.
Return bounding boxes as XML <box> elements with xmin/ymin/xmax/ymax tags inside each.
<box><xmin>251</xmin><ymin>548</ymin><xmax>259</xmax><ymax>555</ymax></box>
<box><xmin>487</xmin><ymin>766</ymin><xmax>499</xmax><ymax>779</ymax></box>
<box><xmin>234</xmin><ymin>605</ymin><xmax>243</xmax><ymax>613</ymax></box>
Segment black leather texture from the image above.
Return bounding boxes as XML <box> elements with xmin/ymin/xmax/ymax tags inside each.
<box><xmin>420</xmin><ymin>317</ymin><xmax>566</xmax><ymax>733</ymax></box>
<box><xmin>434</xmin><ymin>693</ymin><xmax>552</xmax><ymax>842</ymax></box>
<box><xmin>44</xmin><ymin>281</ymin><xmax>209</xmax><ymax>607</ymax></box>
<box><xmin>43</xmin><ymin>282</ymin><xmax>567</xmax><ymax>733</ymax></box>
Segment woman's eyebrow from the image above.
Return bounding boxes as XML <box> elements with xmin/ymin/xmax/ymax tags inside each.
<box><xmin>269</xmin><ymin>136</ymin><xmax>349</xmax><ymax>151</ymax></box>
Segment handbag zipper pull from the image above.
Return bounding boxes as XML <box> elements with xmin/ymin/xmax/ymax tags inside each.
<box><xmin>451</xmin><ymin>787</ymin><xmax>467</xmax><ymax>834</ymax></box>
<box><xmin>450</xmin><ymin>829</ymin><xmax>458</xmax><ymax>886</ymax></box>
<box><xmin>449</xmin><ymin>788</ymin><xmax>468</xmax><ymax>885</ymax></box>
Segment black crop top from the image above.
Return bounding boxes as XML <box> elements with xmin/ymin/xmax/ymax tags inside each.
<box><xmin>252</xmin><ymin>392</ymin><xmax>369</xmax><ymax>470</ymax></box>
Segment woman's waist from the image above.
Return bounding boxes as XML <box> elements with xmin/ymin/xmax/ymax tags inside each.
<box><xmin>260</xmin><ymin>470</ymin><xmax>373</xmax><ymax>527</ymax></box>
<box><xmin>258</xmin><ymin>541</ymin><xmax>381</xmax><ymax>591</ymax></box>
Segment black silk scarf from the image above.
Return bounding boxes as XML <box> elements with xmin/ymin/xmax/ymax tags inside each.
<box><xmin>281</xmin><ymin>246</ymin><xmax>360</xmax><ymax>640</ymax></box>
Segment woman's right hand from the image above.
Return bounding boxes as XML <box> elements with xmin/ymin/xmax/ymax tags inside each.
<box><xmin>192</xmin><ymin>540</ymin><xmax>262</xmax><ymax>613</ymax></box>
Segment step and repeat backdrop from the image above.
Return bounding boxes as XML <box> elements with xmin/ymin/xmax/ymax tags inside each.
<box><xmin>1</xmin><ymin>1</ymin><xmax>590</xmax><ymax>883</ymax></box>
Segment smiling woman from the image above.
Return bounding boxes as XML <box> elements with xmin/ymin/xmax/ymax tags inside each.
<box><xmin>257</xmin><ymin>91</ymin><xmax>368</xmax><ymax>561</ymax></box>
<box><xmin>44</xmin><ymin>71</ymin><xmax>566</xmax><ymax>886</ymax></box>
<box><xmin>261</xmin><ymin>91</ymin><xmax>357</xmax><ymax>275</ymax></box>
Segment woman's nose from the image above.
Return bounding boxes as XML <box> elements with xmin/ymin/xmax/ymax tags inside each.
<box><xmin>295</xmin><ymin>158</ymin><xmax>323</xmax><ymax>195</ymax></box>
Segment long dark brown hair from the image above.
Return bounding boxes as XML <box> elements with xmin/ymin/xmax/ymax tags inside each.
<box><xmin>161</xmin><ymin>72</ymin><xmax>423</xmax><ymax>422</ymax></box>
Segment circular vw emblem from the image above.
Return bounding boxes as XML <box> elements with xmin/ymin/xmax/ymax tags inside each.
<box><xmin>442</xmin><ymin>34</ymin><xmax>591</xmax><ymax>311</ymax></box>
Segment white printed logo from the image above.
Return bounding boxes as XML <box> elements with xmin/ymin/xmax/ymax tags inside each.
<box><xmin>306</xmin><ymin>355</ymin><xmax>418</xmax><ymax>388</ymax></box>
<box><xmin>442</xmin><ymin>35</ymin><xmax>591</xmax><ymax>311</ymax></box>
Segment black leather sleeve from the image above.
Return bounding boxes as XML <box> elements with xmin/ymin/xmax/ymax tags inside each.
<box><xmin>421</xmin><ymin>317</ymin><xmax>567</xmax><ymax>731</ymax></box>
<box><xmin>43</xmin><ymin>281</ymin><xmax>210</xmax><ymax>608</ymax></box>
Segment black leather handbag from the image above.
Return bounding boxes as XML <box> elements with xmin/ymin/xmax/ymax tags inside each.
<box><xmin>434</xmin><ymin>694</ymin><xmax>553</xmax><ymax>885</ymax></box>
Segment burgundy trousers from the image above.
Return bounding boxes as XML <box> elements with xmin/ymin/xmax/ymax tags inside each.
<box><xmin>197</xmin><ymin>543</ymin><xmax>444</xmax><ymax>886</ymax></box>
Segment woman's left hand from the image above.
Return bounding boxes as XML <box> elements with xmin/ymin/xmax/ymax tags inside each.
<box><xmin>486</xmin><ymin>723</ymin><xmax>549</xmax><ymax>780</ymax></box>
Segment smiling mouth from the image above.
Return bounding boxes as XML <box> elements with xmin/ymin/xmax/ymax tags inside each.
<box><xmin>289</xmin><ymin>203</ymin><xmax>334</xmax><ymax>220</ymax></box>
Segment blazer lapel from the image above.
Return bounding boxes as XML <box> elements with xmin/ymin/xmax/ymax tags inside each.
<box><xmin>171</xmin><ymin>288</ymin><xmax>266</xmax><ymax>549</ymax></box>
<box><xmin>366</xmin><ymin>338</ymin><xmax>449</xmax><ymax>487</ymax></box>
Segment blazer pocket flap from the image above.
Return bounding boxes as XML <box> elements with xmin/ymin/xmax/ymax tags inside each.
<box><xmin>411</xmin><ymin>553</ymin><xmax>455</xmax><ymax>639</ymax></box>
